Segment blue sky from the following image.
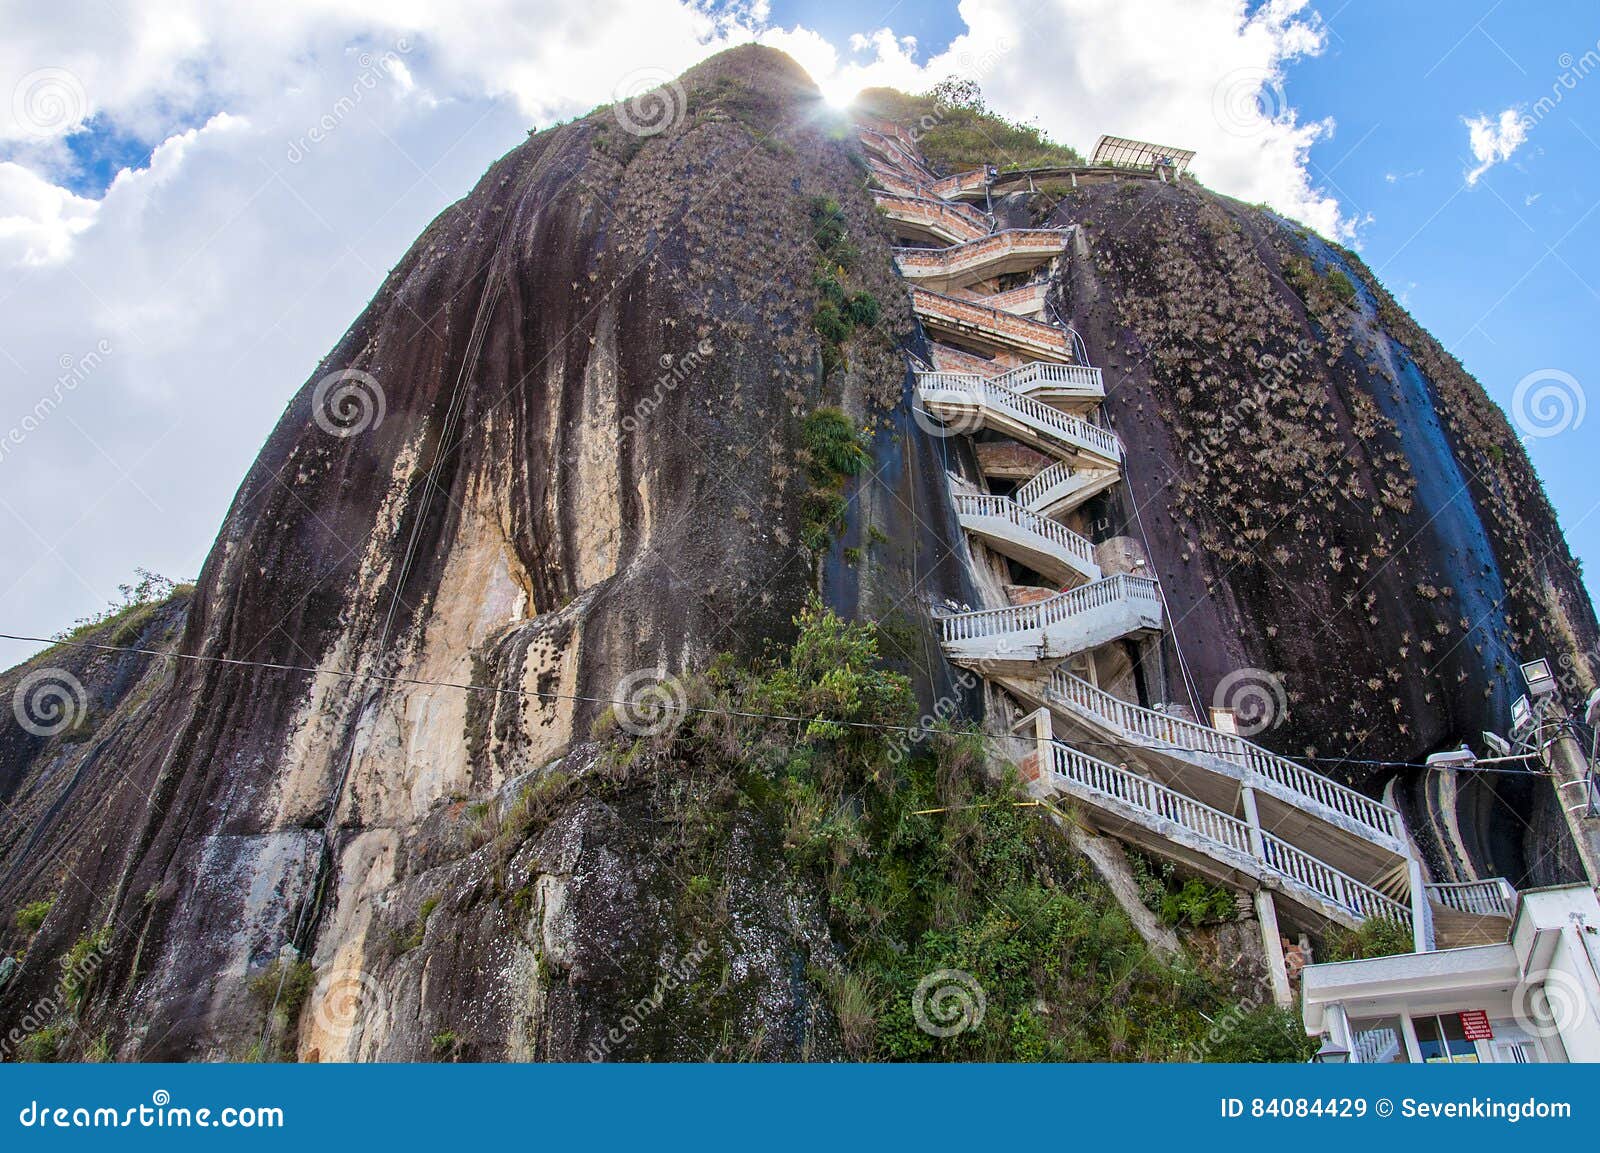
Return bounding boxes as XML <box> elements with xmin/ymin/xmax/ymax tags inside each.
<box><xmin>0</xmin><ymin>0</ymin><xmax>1594</xmax><ymax>666</ymax></box>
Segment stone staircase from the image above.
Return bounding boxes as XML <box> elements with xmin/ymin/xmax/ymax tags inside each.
<box><xmin>854</xmin><ymin>113</ymin><xmax>1494</xmax><ymax>957</ymax></box>
<box><xmin>892</xmin><ymin>228</ymin><xmax>1072</xmax><ymax>292</ymax></box>
<box><xmin>916</xmin><ymin>372</ymin><xmax>1121</xmax><ymax>469</ymax></box>
<box><xmin>1031</xmin><ymin>738</ymin><xmax>1414</xmax><ymax>931</ymax></box>
<box><xmin>1425</xmin><ymin>880</ymin><xmax>1517</xmax><ymax>949</ymax></box>
<box><xmin>953</xmin><ymin>493</ymin><xmax>1102</xmax><ymax>588</ymax></box>
<box><xmin>938</xmin><ymin>574</ymin><xmax>1164</xmax><ymax>674</ymax></box>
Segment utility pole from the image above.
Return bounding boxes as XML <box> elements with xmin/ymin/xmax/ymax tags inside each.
<box><xmin>1540</xmin><ymin>706</ymin><xmax>1600</xmax><ymax>887</ymax></box>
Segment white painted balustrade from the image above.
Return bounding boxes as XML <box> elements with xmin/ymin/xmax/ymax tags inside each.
<box><xmin>953</xmin><ymin>493</ymin><xmax>1099</xmax><ymax>572</ymax></box>
<box><xmin>939</xmin><ymin>573</ymin><xmax>1160</xmax><ymax>644</ymax></box>
<box><xmin>917</xmin><ymin>374</ymin><xmax>1122</xmax><ymax>461</ymax></box>
<box><xmin>1047</xmin><ymin>742</ymin><xmax>1412</xmax><ymax>927</ymax></box>
<box><xmin>1425</xmin><ymin>879</ymin><xmax>1517</xmax><ymax>918</ymax></box>
<box><xmin>919</xmin><ymin>361</ymin><xmax>1105</xmax><ymax>399</ymax></box>
<box><xmin>1046</xmin><ymin>671</ymin><xmax>1405</xmax><ymax>847</ymax></box>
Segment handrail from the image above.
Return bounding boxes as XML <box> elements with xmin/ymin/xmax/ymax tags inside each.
<box><xmin>1016</xmin><ymin>461</ymin><xmax>1080</xmax><ymax>509</ymax></box>
<box><xmin>1048</xmin><ymin>742</ymin><xmax>1254</xmax><ymax>857</ymax></box>
<box><xmin>1260</xmin><ymin>831</ymin><xmax>1412</xmax><ymax>924</ymax></box>
<box><xmin>1045</xmin><ymin>671</ymin><xmax>1405</xmax><ymax>845</ymax></box>
<box><xmin>919</xmin><ymin>362</ymin><xmax>1105</xmax><ymax>398</ymax></box>
<box><xmin>978</xmin><ymin>280</ymin><xmax>1051</xmax><ymax>315</ymax></box>
<box><xmin>928</xmin><ymin>168</ymin><xmax>990</xmax><ymax>199</ymax></box>
<box><xmin>1046</xmin><ymin>742</ymin><xmax>1411</xmax><ymax>926</ymax></box>
<box><xmin>953</xmin><ymin>492</ymin><xmax>1099</xmax><ymax>571</ymax></box>
<box><xmin>938</xmin><ymin>573</ymin><xmax>1160</xmax><ymax>643</ymax></box>
<box><xmin>1425</xmin><ymin>879</ymin><xmax>1517</xmax><ymax>918</ymax></box>
<box><xmin>856</xmin><ymin>127</ymin><xmax>939</xmax><ymax>183</ymax></box>
<box><xmin>917</xmin><ymin>372</ymin><xmax>1122</xmax><ymax>460</ymax></box>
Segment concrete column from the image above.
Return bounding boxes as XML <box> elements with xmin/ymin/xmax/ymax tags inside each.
<box><xmin>1013</xmin><ymin>707</ymin><xmax>1055</xmax><ymax>799</ymax></box>
<box><xmin>1254</xmin><ymin>889</ymin><xmax>1293</xmax><ymax>1008</ymax></box>
<box><xmin>1543</xmin><ymin>713</ymin><xmax>1600</xmax><ymax>887</ymax></box>
<box><xmin>1325</xmin><ymin>1002</ymin><xmax>1353</xmax><ymax>1058</ymax></box>
<box><xmin>1240</xmin><ymin>784</ymin><xmax>1265</xmax><ymax>860</ymax></box>
<box><xmin>1407</xmin><ymin>855</ymin><xmax>1434</xmax><ymax>953</ymax></box>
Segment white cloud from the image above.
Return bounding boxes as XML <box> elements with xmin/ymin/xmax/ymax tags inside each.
<box><xmin>0</xmin><ymin>0</ymin><xmax>1358</xmax><ymax>660</ymax></box>
<box><xmin>1463</xmin><ymin>106</ymin><xmax>1527</xmax><ymax>185</ymax></box>
<box><xmin>760</xmin><ymin>0</ymin><xmax>1350</xmax><ymax>240</ymax></box>
<box><xmin>0</xmin><ymin>160</ymin><xmax>96</xmax><ymax>264</ymax></box>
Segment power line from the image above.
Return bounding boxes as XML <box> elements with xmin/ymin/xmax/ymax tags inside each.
<box><xmin>2</xmin><ymin>629</ymin><xmax>1527</xmax><ymax>774</ymax></box>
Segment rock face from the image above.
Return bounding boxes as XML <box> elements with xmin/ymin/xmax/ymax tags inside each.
<box><xmin>1044</xmin><ymin>181</ymin><xmax>1597</xmax><ymax>884</ymax></box>
<box><xmin>1</xmin><ymin>48</ymin><xmax>1595</xmax><ymax>1061</ymax></box>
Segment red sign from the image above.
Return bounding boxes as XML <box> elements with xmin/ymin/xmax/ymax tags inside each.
<box><xmin>1459</xmin><ymin>1010</ymin><xmax>1494</xmax><ymax>1040</ymax></box>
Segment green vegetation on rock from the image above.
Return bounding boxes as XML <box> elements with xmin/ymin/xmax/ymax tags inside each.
<box><xmin>854</xmin><ymin>81</ymin><xmax>1084</xmax><ymax>176</ymax></box>
<box><xmin>582</xmin><ymin>597</ymin><xmax>1307</xmax><ymax>1061</ymax></box>
<box><xmin>1323</xmin><ymin>915</ymin><xmax>1413</xmax><ymax>962</ymax></box>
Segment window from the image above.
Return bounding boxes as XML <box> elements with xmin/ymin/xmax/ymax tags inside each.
<box><xmin>1348</xmin><ymin>1016</ymin><xmax>1408</xmax><ymax>1063</ymax></box>
<box><xmin>1412</xmin><ymin>1014</ymin><xmax>1479</xmax><ymax>1063</ymax></box>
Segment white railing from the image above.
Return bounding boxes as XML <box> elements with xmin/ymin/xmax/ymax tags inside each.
<box><xmin>1046</xmin><ymin>743</ymin><xmax>1410</xmax><ymax>927</ymax></box>
<box><xmin>1426</xmin><ymin>879</ymin><xmax>1517</xmax><ymax>918</ymax></box>
<box><xmin>1049</xmin><ymin>742</ymin><xmax>1255</xmax><ymax>856</ymax></box>
<box><xmin>1353</xmin><ymin>1025</ymin><xmax>1403</xmax><ymax>1065</ymax></box>
<box><xmin>1260</xmin><ymin>832</ymin><xmax>1412</xmax><ymax>925</ymax></box>
<box><xmin>1016</xmin><ymin>461</ymin><xmax>1082</xmax><ymax>510</ymax></box>
<box><xmin>917</xmin><ymin>374</ymin><xmax>1122</xmax><ymax>461</ymax></box>
<box><xmin>1046</xmin><ymin>671</ymin><xmax>1405</xmax><ymax>846</ymax></box>
<box><xmin>918</xmin><ymin>362</ymin><xmax>1105</xmax><ymax>399</ymax></box>
<box><xmin>938</xmin><ymin>573</ymin><xmax>1161</xmax><ymax>643</ymax></box>
<box><xmin>953</xmin><ymin>493</ymin><xmax>1099</xmax><ymax>572</ymax></box>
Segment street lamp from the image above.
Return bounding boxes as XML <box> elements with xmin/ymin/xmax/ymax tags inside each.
<box><xmin>1314</xmin><ymin>1036</ymin><xmax>1350</xmax><ymax>1063</ymax></box>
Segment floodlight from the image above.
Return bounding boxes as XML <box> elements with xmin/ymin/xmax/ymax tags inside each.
<box><xmin>1482</xmin><ymin>731</ymin><xmax>1511</xmax><ymax>758</ymax></box>
<box><xmin>1521</xmin><ymin>658</ymin><xmax>1557</xmax><ymax>699</ymax></box>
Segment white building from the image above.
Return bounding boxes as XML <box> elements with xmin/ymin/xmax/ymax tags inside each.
<box><xmin>1301</xmin><ymin>885</ymin><xmax>1600</xmax><ymax>1062</ymax></box>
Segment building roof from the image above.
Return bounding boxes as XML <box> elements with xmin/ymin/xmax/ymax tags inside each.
<box><xmin>1090</xmin><ymin>135</ymin><xmax>1195</xmax><ymax>175</ymax></box>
